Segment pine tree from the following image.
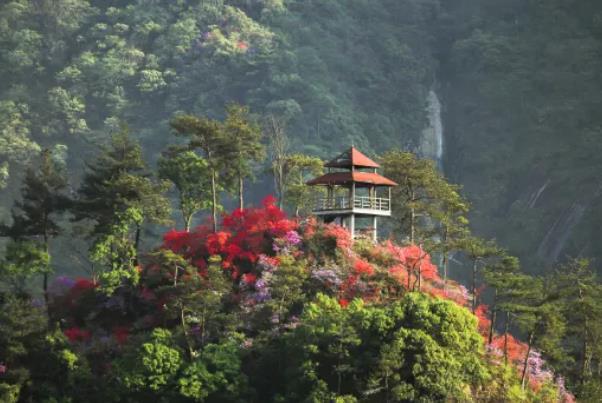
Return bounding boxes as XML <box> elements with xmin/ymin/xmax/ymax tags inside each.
<box><xmin>553</xmin><ymin>259</ymin><xmax>602</xmax><ymax>393</ymax></box>
<box><xmin>381</xmin><ymin>151</ymin><xmax>442</xmax><ymax>244</ymax></box>
<box><xmin>510</xmin><ymin>275</ymin><xmax>565</xmax><ymax>389</ymax></box>
<box><xmin>74</xmin><ymin>126</ymin><xmax>171</xmax><ymax>265</ymax></box>
<box><xmin>483</xmin><ymin>254</ymin><xmax>523</xmax><ymax>345</ymax></box>
<box><xmin>0</xmin><ymin>240</ymin><xmax>49</xmax><ymax>296</ymax></box>
<box><xmin>430</xmin><ymin>180</ymin><xmax>470</xmax><ymax>288</ymax></box>
<box><xmin>3</xmin><ymin>149</ymin><xmax>69</xmax><ymax>302</ymax></box>
<box><xmin>457</xmin><ymin>236</ymin><xmax>501</xmax><ymax>312</ymax></box>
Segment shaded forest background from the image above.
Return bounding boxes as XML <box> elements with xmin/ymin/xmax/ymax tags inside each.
<box><xmin>1</xmin><ymin>0</ymin><xmax>602</xmax><ymax>274</ymax></box>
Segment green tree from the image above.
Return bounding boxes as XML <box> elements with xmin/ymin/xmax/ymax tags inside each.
<box><xmin>171</xmin><ymin>115</ymin><xmax>225</xmax><ymax>232</ymax></box>
<box><xmin>74</xmin><ymin>126</ymin><xmax>171</xmax><ymax>261</ymax></box>
<box><xmin>553</xmin><ymin>259</ymin><xmax>602</xmax><ymax>395</ymax></box>
<box><xmin>382</xmin><ymin>151</ymin><xmax>442</xmax><ymax>244</ymax></box>
<box><xmin>430</xmin><ymin>180</ymin><xmax>470</xmax><ymax>287</ymax></box>
<box><xmin>115</xmin><ymin>328</ymin><xmax>183</xmax><ymax>398</ymax></box>
<box><xmin>178</xmin><ymin>336</ymin><xmax>248</xmax><ymax>402</ymax></box>
<box><xmin>278</xmin><ymin>293</ymin><xmax>489</xmax><ymax>402</ymax></box>
<box><xmin>151</xmin><ymin>252</ymin><xmax>231</xmax><ymax>358</ymax></box>
<box><xmin>264</xmin><ymin>114</ymin><xmax>290</xmax><ymax>210</ymax></box>
<box><xmin>221</xmin><ymin>103</ymin><xmax>265</xmax><ymax>210</ymax></box>
<box><xmin>0</xmin><ymin>240</ymin><xmax>49</xmax><ymax>296</ymax></box>
<box><xmin>457</xmin><ymin>236</ymin><xmax>501</xmax><ymax>312</ymax></box>
<box><xmin>283</xmin><ymin>153</ymin><xmax>323</xmax><ymax>217</ymax></box>
<box><xmin>0</xmin><ymin>100</ymin><xmax>40</xmax><ymax>190</ymax></box>
<box><xmin>89</xmin><ymin>207</ymin><xmax>140</xmax><ymax>294</ymax></box>
<box><xmin>158</xmin><ymin>149</ymin><xmax>214</xmax><ymax>231</ymax></box>
<box><xmin>3</xmin><ymin>149</ymin><xmax>69</xmax><ymax>301</ymax></box>
<box><xmin>509</xmin><ymin>276</ymin><xmax>565</xmax><ymax>390</ymax></box>
<box><xmin>483</xmin><ymin>254</ymin><xmax>527</xmax><ymax>347</ymax></box>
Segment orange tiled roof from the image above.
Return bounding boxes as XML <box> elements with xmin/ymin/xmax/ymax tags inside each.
<box><xmin>324</xmin><ymin>147</ymin><xmax>380</xmax><ymax>168</ymax></box>
<box><xmin>307</xmin><ymin>171</ymin><xmax>397</xmax><ymax>187</ymax></box>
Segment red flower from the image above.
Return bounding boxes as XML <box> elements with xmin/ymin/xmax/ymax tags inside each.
<box><xmin>113</xmin><ymin>326</ymin><xmax>130</xmax><ymax>345</ymax></box>
<box><xmin>163</xmin><ymin>229</ymin><xmax>191</xmax><ymax>253</ymax></box>
<box><xmin>64</xmin><ymin>327</ymin><xmax>91</xmax><ymax>343</ymax></box>
<box><xmin>206</xmin><ymin>231</ymin><xmax>230</xmax><ymax>255</ymax></box>
<box><xmin>354</xmin><ymin>259</ymin><xmax>375</xmax><ymax>276</ymax></box>
<box><xmin>73</xmin><ymin>278</ymin><xmax>96</xmax><ymax>291</ymax></box>
<box><xmin>339</xmin><ymin>298</ymin><xmax>349</xmax><ymax>308</ymax></box>
<box><xmin>490</xmin><ymin>334</ymin><xmax>528</xmax><ymax>363</ymax></box>
<box><xmin>242</xmin><ymin>273</ymin><xmax>257</xmax><ymax>285</ymax></box>
<box><xmin>140</xmin><ymin>287</ymin><xmax>156</xmax><ymax>301</ymax></box>
<box><xmin>324</xmin><ymin>224</ymin><xmax>353</xmax><ymax>250</ymax></box>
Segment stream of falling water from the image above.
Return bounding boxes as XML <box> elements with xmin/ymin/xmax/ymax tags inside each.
<box><xmin>419</xmin><ymin>89</ymin><xmax>448</xmax><ymax>276</ymax></box>
<box><xmin>420</xmin><ymin>90</ymin><xmax>444</xmax><ymax>170</ymax></box>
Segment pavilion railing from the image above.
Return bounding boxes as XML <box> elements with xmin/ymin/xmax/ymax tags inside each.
<box><xmin>314</xmin><ymin>196</ymin><xmax>390</xmax><ymax>212</ymax></box>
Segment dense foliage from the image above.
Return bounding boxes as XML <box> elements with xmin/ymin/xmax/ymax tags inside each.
<box><xmin>2</xmin><ymin>0</ymin><xmax>602</xmax><ymax>400</ymax></box>
<box><xmin>2</xmin><ymin>0</ymin><xmax>600</xmax><ymax>269</ymax></box>
<box><xmin>0</xmin><ymin>199</ymin><xmax>576</xmax><ymax>401</ymax></box>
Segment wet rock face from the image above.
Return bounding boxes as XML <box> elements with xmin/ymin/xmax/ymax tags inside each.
<box><xmin>420</xmin><ymin>90</ymin><xmax>444</xmax><ymax>171</ymax></box>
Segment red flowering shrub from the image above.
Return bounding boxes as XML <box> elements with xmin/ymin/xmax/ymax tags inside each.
<box><xmin>64</xmin><ymin>327</ymin><xmax>92</xmax><ymax>343</ymax></box>
<box><xmin>112</xmin><ymin>326</ymin><xmax>130</xmax><ymax>345</ymax></box>
<box><xmin>490</xmin><ymin>334</ymin><xmax>529</xmax><ymax>363</ymax></box>
<box><xmin>162</xmin><ymin>196</ymin><xmax>298</xmax><ymax>279</ymax></box>
<box><xmin>242</xmin><ymin>273</ymin><xmax>257</xmax><ymax>285</ymax></box>
<box><xmin>474</xmin><ymin>304</ymin><xmax>491</xmax><ymax>335</ymax></box>
<box><xmin>353</xmin><ymin>258</ymin><xmax>375</xmax><ymax>276</ymax></box>
<box><xmin>323</xmin><ymin>224</ymin><xmax>353</xmax><ymax>251</ymax></box>
<box><xmin>45</xmin><ymin>203</ymin><xmax>570</xmax><ymax>401</ymax></box>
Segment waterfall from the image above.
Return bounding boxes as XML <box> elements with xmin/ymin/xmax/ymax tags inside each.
<box><xmin>419</xmin><ymin>90</ymin><xmax>447</xmax><ymax>269</ymax></box>
<box><xmin>420</xmin><ymin>90</ymin><xmax>444</xmax><ymax>170</ymax></box>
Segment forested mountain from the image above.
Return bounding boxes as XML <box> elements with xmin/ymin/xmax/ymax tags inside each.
<box><xmin>4</xmin><ymin>2</ymin><xmax>602</xmax><ymax>400</ymax></box>
<box><xmin>2</xmin><ymin>0</ymin><xmax>601</xmax><ymax>271</ymax></box>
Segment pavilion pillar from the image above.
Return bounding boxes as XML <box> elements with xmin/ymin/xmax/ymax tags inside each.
<box><xmin>372</xmin><ymin>216</ymin><xmax>378</xmax><ymax>242</ymax></box>
<box><xmin>350</xmin><ymin>214</ymin><xmax>355</xmax><ymax>239</ymax></box>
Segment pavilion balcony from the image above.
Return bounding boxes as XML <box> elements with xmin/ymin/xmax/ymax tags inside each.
<box><xmin>313</xmin><ymin>196</ymin><xmax>392</xmax><ymax>216</ymax></box>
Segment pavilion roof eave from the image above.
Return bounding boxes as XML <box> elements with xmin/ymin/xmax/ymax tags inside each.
<box><xmin>306</xmin><ymin>172</ymin><xmax>397</xmax><ymax>187</ymax></box>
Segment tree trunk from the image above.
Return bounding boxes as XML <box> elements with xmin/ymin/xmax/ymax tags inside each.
<box><xmin>180</xmin><ymin>306</ymin><xmax>194</xmax><ymax>360</ymax></box>
<box><xmin>488</xmin><ymin>290</ymin><xmax>498</xmax><ymax>345</ymax></box>
<box><xmin>239</xmin><ymin>174</ymin><xmax>244</xmax><ymax>210</ymax></box>
<box><xmin>442</xmin><ymin>226</ymin><xmax>449</xmax><ymax>290</ymax></box>
<box><xmin>184</xmin><ymin>213</ymin><xmax>192</xmax><ymax>232</ymax></box>
<box><xmin>410</xmin><ymin>205</ymin><xmax>415</xmax><ymax>244</ymax></box>
<box><xmin>134</xmin><ymin>224</ymin><xmax>141</xmax><ymax>265</ymax></box>
<box><xmin>277</xmin><ymin>160</ymin><xmax>285</xmax><ymax>210</ymax></box>
<box><xmin>521</xmin><ymin>331</ymin><xmax>535</xmax><ymax>389</ymax></box>
<box><xmin>578</xmin><ymin>285</ymin><xmax>589</xmax><ymax>384</ymax></box>
<box><xmin>417</xmin><ymin>264</ymin><xmax>422</xmax><ymax>292</ymax></box>
<box><xmin>181</xmin><ymin>200</ymin><xmax>192</xmax><ymax>231</ymax></box>
<box><xmin>408</xmin><ymin>187</ymin><xmax>416</xmax><ymax>244</ymax></box>
<box><xmin>442</xmin><ymin>252</ymin><xmax>448</xmax><ymax>290</ymax></box>
<box><xmin>43</xmin><ymin>230</ymin><xmax>50</xmax><ymax>318</ymax></box>
<box><xmin>503</xmin><ymin>311</ymin><xmax>510</xmax><ymax>364</ymax></box>
<box><xmin>211</xmin><ymin>169</ymin><xmax>218</xmax><ymax>232</ymax></box>
<box><xmin>471</xmin><ymin>258</ymin><xmax>478</xmax><ymax>313</ymax></box>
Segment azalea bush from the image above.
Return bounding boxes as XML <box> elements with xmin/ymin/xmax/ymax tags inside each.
<box><xmin>4</xmin><ymin>199</ymin><xmax>570</xmax><ymax>402</ymax></box>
